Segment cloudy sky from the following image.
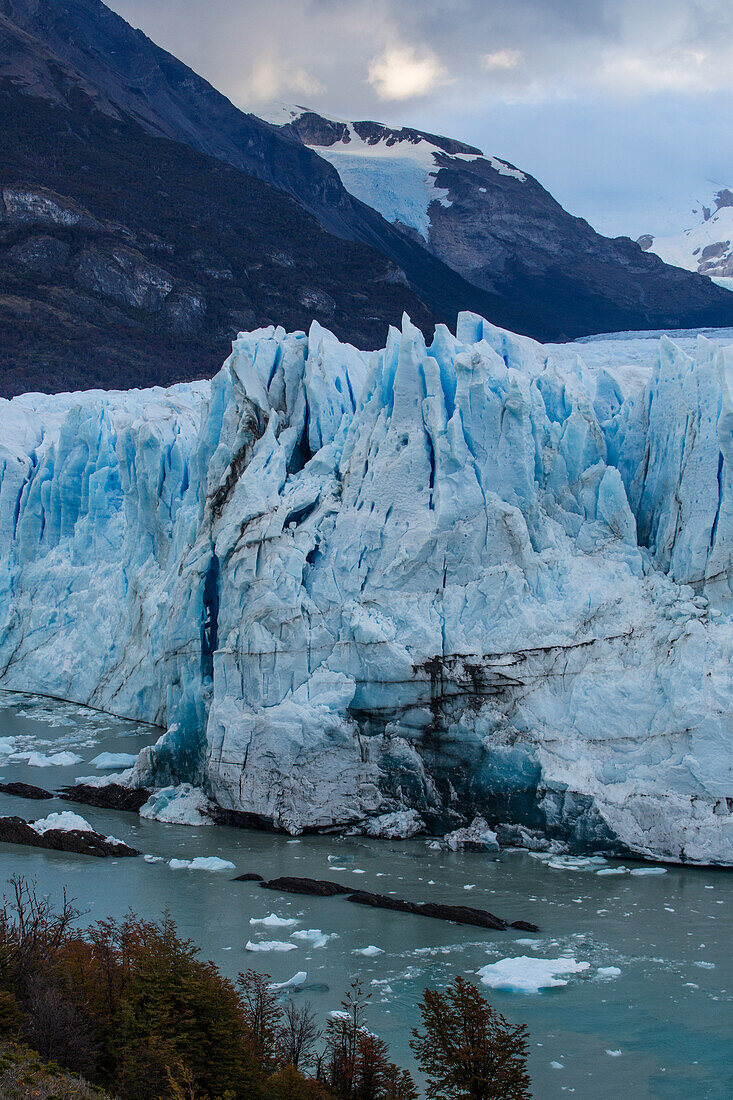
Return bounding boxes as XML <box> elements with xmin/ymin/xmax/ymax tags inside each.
<box><xmin>108</xmin><ymin>0</ymin><xmax>733</xmax><ymax>237</ymax></box>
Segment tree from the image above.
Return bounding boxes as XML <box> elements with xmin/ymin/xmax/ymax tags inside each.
<box><xmin>410</xmin><ymin>976</ymin><xmax>532</xmax><ymax>1100</ymax></box>
<box><xmin>321</xmin><ymin>980</ymin><xmax>417</xmax><ymax>1100</ymax></box>
<box><xmin>237</xmin><ymin>968</ymin><xmax>284</xmax><ymax>1071</ymax></box>
<box><xmin>322</xmin><ymin>978</ymin><xmax>370</xmax><ymax>1097</ymax></box>
<box><xmin>279</xmin><ymin>1000</ymin><xmax>322</xmax><ymax>1071</ymax></box>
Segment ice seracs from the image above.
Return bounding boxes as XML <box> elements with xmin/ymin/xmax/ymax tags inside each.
<box><xmin>0</xmin><ymin>315</ymin><xmax>731</xmax><ymax>864</ymax></box>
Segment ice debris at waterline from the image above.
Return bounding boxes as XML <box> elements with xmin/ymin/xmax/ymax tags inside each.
<box><xmin>0</xmin><ymin>315</ymin><xmax>731</xmax><ymax>863</ymax></box>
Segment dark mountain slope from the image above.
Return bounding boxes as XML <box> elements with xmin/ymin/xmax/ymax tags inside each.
<box><xmin>0</xmin><ymin>0</ymin><xmax>534</xmax><ymax>337</ymax></box>
<box><xmin>0</xmin><ymin>70</ymin><xmax>440</xmax><ymax>396</ymax></box>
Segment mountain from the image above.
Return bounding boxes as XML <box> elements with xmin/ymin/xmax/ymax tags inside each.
<box><xmin>1</xmin><ymin>315</ymin><xmax>731</xmax><ymax>863</ymax></box>
<box><xmin>268</xmin><ymin>105</ymin><xmax>733</xmax><ymax>335</ymax></box>
<box><xmin>1</xmin><ymin>0</ymin><xmax>733</xmax><ymax>398</ymax></box>
<box><xmin>639</xmin><ymin>189</ymin><xmax>733</xmax><ymax>291</ymax></box>
<box><xmin>0</xmin><ymin>0</ymin><xmax>543</xmax><ymax>366</ymax></box>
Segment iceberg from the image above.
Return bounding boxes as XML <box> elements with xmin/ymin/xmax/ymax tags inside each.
<box><xmin>0</xmin><ymin>316</ymin><xmax>731</xmax><ymax>863</ymax></box>
<box><xmin>477</xmin><ymin>956</ymin><xmax>591</xmax><ymax>994</ymax></box>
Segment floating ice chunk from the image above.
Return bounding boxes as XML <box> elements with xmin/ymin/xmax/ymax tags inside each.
<box><xmin>269</xmin><ymin>971</ymin><xmax>307</xmax><ymax>991</ymax></box>
<box><xmin>606</xmin><ymin>1049</ymin><xmax>623</xmax><ymax>1056</ymax></box>
<box><xmin>0</xmin><ymin>737</ymin><xmax>16</xmax><ymax>754</ymax></box>
<box><xmin>245</xmin><ymin>940</ymin><xmax>298</xmax><ymax>952</ymax></box>
<box><xmin>89</xmin><ymin>752</ymin><xmax>138</xmax><ymax>769</ymax></box>
<box><xmin>69</xmin><ymin>770</ymin><xmax>134</xmax><ymax>787</ymax></box>
<box><xmin>550</xmin><ymin>1061</ymin><xmax>564</xmax><ymax>1069</ymax></box>
<box><xmin>477</xmin><ymin>956</ymin><xmax>590</xmax><ymax>993</ymax></box>
<box><xmin>22</xmin><ymin>751</ymin><xmax>82</xmax><ymax>767</ymax></box>
<box><xmin>443</xmin><ymin>817</ymin><xmax>499</xmax><ymax>852</ymax></box>
<box><xmin>291</xmin><ymin>929</ymin><xmax>337</xmax><ymax>948</ymax></box>
<box><xmin>168</xmin><ymin>856</ymin><xmax>234</xmax><ymax>871</ymax></box>
<box><xmin>693</xmin><ymin>961</ymin><xmax>715</xmax><ymax>969</ymax></box>
<box><xmin>597</xmin><ymin>967</ymin><xmax>622</xmax><ymax>979</ymax></box>
<box><xmin>188</xmin><ymin>856</ymin><xmax>235</xmax><ymax>871</ymax></box>
<box><xmin>362</xmin><ymin>810</ymin><xmax>425</xmax><ymax>838</ymax></box>
<box><xmin>31</xmin><ymin>811</ymin><xmax>92</xmax><ymax>834</ymax></box>
<box><xmin>596</xmin><ymin>867</ymin><xmax>628</xmax><ymax>876</ymax></box>
<box><xmin>250</xmin><ymin>914</ymin><xmax>299</xmax><ymax>928</ymax></box>
<box><xmin>143</xmin><ymin>854</ymin><xmax>165</xmax><ymax>863</ymax></box>
<box><xmin>140</xmin><ymin>784</ymin><xmax>213</xmax><ymax>826</ymax></box>
<box><xmin>353</xmin><ymin>945</ymin><xmax>384</xmax><ymax>957</ymax></box>
<box><xmin>530</xmin><ymin>854</ymin><xmax>607</xmax><ymax>872</ymax></box>
<box><xmin>629</xmin><ymin>867</ymin><xmax>667</xmax><ymax>876</ymax></box>
<box><xmin>463</xmin><ymin>884</ymin><xmax>476</xmax><ymax>890</ymax></box>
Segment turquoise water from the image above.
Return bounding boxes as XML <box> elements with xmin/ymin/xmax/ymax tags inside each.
<box><xmin>0</xmin><ymin>690</ymin><xmax>730</xmax><ymax>1099</ymax></box>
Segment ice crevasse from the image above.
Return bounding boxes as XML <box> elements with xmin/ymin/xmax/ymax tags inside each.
<box><xmin>0</xmin><ymin>314</ymin><xmax>731</xmax><ymax>864</ymax></box>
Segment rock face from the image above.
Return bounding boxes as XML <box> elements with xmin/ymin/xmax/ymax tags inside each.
<box><xmin>0</xmin><ymin>781</ymin><xmax>53</xmax><ymax>800</ymax></box>
<box><xmin>0</xmin><ymin>315</ymin><xmax>731</xmax><ymax>864</ymax></box>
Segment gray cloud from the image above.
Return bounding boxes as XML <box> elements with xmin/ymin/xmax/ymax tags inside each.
<box><xmin>107</xmin><ymin>0</ymin><xmax>733</xmax><ymax>235</ymax></box>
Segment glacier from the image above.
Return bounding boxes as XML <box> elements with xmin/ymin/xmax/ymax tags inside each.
<box><xmin>0</xmin><ymin>315</ymin><xmax>731</xmax><ymax>864</ymax></box>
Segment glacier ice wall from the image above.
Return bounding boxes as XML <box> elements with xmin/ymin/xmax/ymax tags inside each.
<box><xmin>0</xmin><ymin>317</ymin><xmax>731</xmax><ymax>863</ymax></box>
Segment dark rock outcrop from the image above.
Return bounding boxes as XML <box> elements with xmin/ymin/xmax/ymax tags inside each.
<box><xmin>0</xmin><ymin>815</ymin><xmax>139</xmax><ymax>857</ymax></box>
<box><xmin>260</xmin><ymin>877</ymin><xmax>352</xmax><ymax>897</ymax></box>
<box><xmin>346</xmin><ymin>890</ymin><xmax>515</xmax><ymax>930</ymax></box>
<box><xmin>58</xmin><ymin>783</ymin><xmax>150</xmax><ymax>812</ymax></box>
<box><xmin>0</xmin><ymin>781</ymin><xmax>54</xmax><ymax>800</ymax></box>
<box><xmin>259</xmin><ymin>877</ymin><xmax>540</xmax><ymax>930</ymax></box>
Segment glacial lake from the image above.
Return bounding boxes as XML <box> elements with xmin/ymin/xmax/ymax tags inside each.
<box><xmin>0</xmin><ymin>690</ymin><xmax>730</xmax><ymax>1099</ymax></box>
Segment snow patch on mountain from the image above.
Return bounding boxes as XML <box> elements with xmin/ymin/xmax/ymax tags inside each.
<box><xmin>262</xmin><ymin>105</ymin><xmax>525</xmax><ymax>241</ymax></box>
<box><xmin>0</xmin><ymin>316</ymin><xmax>731</xmax><ymax>863</ymax></box>
<box><xmin>641</xmin><ymin>190</ymin><xmax>733</xmax><ymax>286</ymax></box>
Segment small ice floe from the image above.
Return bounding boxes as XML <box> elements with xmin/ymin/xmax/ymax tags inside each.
<box><xmin>250</xmin><ymin>914</ymin><xmax>299</xmax><ymax>928</ymax></box>
<box><xmin>596</xmin><ymin>867</ymin><xmax>628</xmax><ymax>876</ymax></box>
<box><xmin>606</xmin><ymin>1050</ymin><xmax>623</xmax><ymax>1057</ymax></box>
<box><xmin>443</xmin><ymin>816</ymin><xmax>499</xmax><ymax>852</ymax></box>
<box><xmin>141</xmin><ymin>784</ymin><xmax>213</xmax><ymax>826</ymax></box>
<box><xmin>597</xmin><ymin>967</ymin><xmax>622</xmax><ymax>980</ymax></box>
<box><xmin>269</xmin><ymin>971</ymin><xmax>307</xmax><ymax>991</ymax></box>
<box><xmin>463</xmin><ymin>884</ymin><xmax>476</xmax><ymax>890</ymax></box>
<box><xmin>0</xmin><ymin>737</ymin><xmax>17</xmax><ymax>754</ymax></box>
<box><xmin>31</xmin><ymin>811</ymin><xmax>92</xmax><ymax>834</ymax></box>
<box><xmin>21</xmin><ymin>751</ymin><xmax>83</xmax><ymax>767</ymax></box>
<box><xmin>143</xmin><ymin>854</ymin><xmax>165</xmax><ymax>863</ymax></box>
<box><xmin>353</xmin><ymin>946</ymin><xmax>384</xmax><ymax>957</ymax></box>
<box><xmin>71</xmin><ymin>769</ymin><xmax>134</xmax><ymax>787</ymax></box>
<box><xmin>245</xmin><ymin>940</ymin><xmax>297</xmax><ymax>952</ymax></box>
<box><xmin>477</xmin><ymin>956</ymin><xmax>590</xmax><ymax>993</ymax></box>
<box><xmin>89</xmin><ymin>752</ymin><xmax>138</xmax><ymax>770</ymax></box>
<box><xmin>168</xmin><ymin>856</ymin><xmax>235</xmax><ymax>872</ymax></box>
<box><xmin>550</xmin><ymin>1061</ymin><xmax>564</xmax><ymax>1070</ymax></box>
<box><xmin>361</xmin><ymin>809</ymin><xmax>425</xmax><ymax>839</ymax></box>
<box><xmin>693</xmin><ymin>961</ymin><xmax>716</xmax><ymax>969</ymax></box>
<box><xmin>629</xmin><ymin>867</ymin><xmax>667</xmax><ymax>876</ymax></box>
<box><xmin>530</xmin><ymin>853</ymin><xmax>607</xmax><ymax>872</ymax></box>
<box><xmin>352</xmin><ymin>869</ymin><xmax>366</xmax><ymax>874</ymax></box>
<box><xmin>291</xmin><ymin>929</ymin><xmax>337</xmax><ymax>949</ymax></box>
